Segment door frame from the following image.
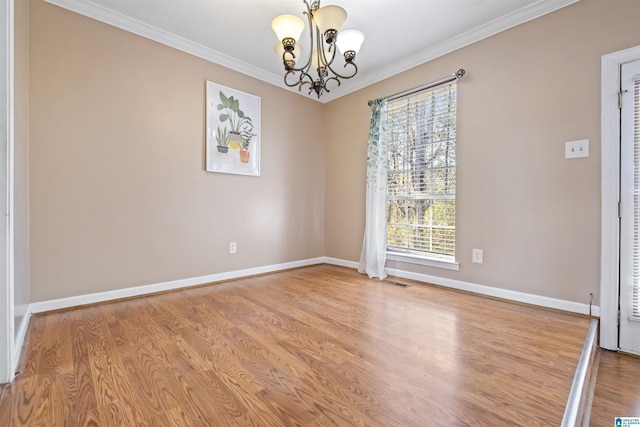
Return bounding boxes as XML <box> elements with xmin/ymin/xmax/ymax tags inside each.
<box><xmin>0</xmin><ymin>0</ymin><xmax>14</xmax><ymax>384</ymax></box>
<box><xmin>601</xmin><ymin>45</ymin><xmax>640</xmax><ymax>351</ymax></box>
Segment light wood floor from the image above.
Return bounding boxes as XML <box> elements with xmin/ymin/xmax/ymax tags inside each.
<box><xmin>0</xmin><ymin>264</ymin><xmax>591</xmax><ymax>426</ymax></box>
<box><xmin>590</xmin><ymin>350</ymin><xmax>640</xmax><ymax>425</ymax></box>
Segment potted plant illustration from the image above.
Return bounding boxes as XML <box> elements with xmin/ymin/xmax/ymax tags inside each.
<box><xmin>239</xmin><ymin>122</ymin><xmax>255</xmax><ymax>164</ymax></box>
<box><xmin>217</xmin><ymin>91</ymin><xmax>253</xmax><ymax>149</ymax></box>
<box><xmin>215</xmin><ymin>126</ymin><xmax>229</xmax><ymax>154</ymax></box>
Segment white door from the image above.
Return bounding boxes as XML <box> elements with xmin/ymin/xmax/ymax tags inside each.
<box><xmin>620</xmin><ymin>59</ymin><xmax>640</xmax><ymax>355</ymax></box>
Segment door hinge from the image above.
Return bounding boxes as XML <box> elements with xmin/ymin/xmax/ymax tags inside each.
<box><xmin>619</xmin><ymin>91</ymin><xmax>623</xmax><ymax>109</ymax></box>
<box><xmin>618</xmin><ymin>310</ymin><xmax>621</xmax><ymax>325</ymax></box>
<box><xmin>618</xmin><ymin>201</ymin><xmax>622</xmax><ymax>218</ymax></box>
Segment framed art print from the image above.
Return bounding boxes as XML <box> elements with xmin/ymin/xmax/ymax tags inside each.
<box><xmin>206</xmin><ymin>81</ymin><xmax>260</xmax><ymax>176</ymax></box>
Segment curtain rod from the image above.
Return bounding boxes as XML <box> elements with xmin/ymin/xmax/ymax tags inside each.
<box><xmin>367</xmin><ymin>69</ymin><xmax>466</xmax><ymax>106</ymax></box>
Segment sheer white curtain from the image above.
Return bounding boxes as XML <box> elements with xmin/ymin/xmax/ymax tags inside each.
<box><xmin>358</xmin><ymin>98</ymin><xmax>388</xmax><ymax>279</ymax></box>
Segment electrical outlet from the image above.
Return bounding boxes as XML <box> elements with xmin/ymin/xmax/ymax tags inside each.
<box><xmin>229</xmin><ymin>241</ymin><xmax>237</xmax><ymax>254</ymax></box>
<box><xmin>565</xmin><ymin>139</ymin><xmax>589</xmax><ymax>159</ymax></box>
<box><xmin>472</xmin><ymin>248</ymin><xmax>483</xmax><ymax>264</ymax></box>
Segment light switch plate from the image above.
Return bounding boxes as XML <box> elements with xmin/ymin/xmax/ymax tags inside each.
<box><xmin>472</xmin><ymin>248</ymin><xmax>483</xmax><ymax>264</ymax></box>
<box><xmin>565</xmin><ymin>139</ymin><xmax>589</xmax><ymax>159</ymax></box>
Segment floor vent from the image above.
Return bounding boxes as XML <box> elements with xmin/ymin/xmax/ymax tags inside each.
<box><xmin>383</xmin><ymin>280</ymin><xmax>411</xmax><ymax>288</ymax></box>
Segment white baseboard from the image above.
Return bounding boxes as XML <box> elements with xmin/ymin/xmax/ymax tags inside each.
<box><xmin>323</xmin><ymin>257</ymin><xmax>359</xmax><ymax>269</ymax></box>
<box><xmin>12</xmin><ymin>304</ymin><xmax>32</xmax><ymax>375</ymax></box>
<box><xmin>29</xmin><ymin>255</ymin><xmax>600</xmax><ymax>318</ymax></box>
<box><xmin>324</xmin><ymin>257</ymin><xmax>601</xmax><ymax>317</ymax></box>
<box><xmin>30</xmin><ymin>257</ymin><xmax>326</xmax><ymax>314</ymax></box>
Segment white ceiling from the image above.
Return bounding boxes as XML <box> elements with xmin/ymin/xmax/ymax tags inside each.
<box><xmin>44</xmin><ymin>0</ymin><xmax>579</xmax><ymax>102</ymax></box>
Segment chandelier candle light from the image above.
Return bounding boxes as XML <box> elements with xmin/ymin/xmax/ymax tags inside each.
<box><xmin>272</xmin><ymin>1</ymin><xmax>364</xmax><ymax>98</ymax></box>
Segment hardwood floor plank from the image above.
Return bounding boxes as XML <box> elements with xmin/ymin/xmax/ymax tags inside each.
<box><xmin>226</xmin><ymin>283</ymin><xmax>435</xmax><ymax>425</ymax></box>
<box><xmin>0</xmin><ymin>386</ymin><xmax>15</xmax><ymax>427</ymax></box>
<box><xmin>70</xmin><ymin>321</ymin><xmax>99</xmax><ymax>418</ymax></box>
<box><xmin>0</xmin><ymin>265</ymin><xmax>591</xmax><ymax>426</ymax></box>
<box><xmin>590</xmin><ymin>350</ymin><xmax>640</xmax><ymax>425</ymax></box>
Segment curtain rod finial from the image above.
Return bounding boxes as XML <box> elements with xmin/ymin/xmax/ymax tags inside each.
<box><xmin>456</xmin><ymin>69</ymin><xmax>465</xmax><ymax>78</ymax></box>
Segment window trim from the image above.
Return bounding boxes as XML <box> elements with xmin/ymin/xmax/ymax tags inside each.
<box><xmin>386</xmin><ymin>250</ymin><xmax>460</xmax><ymax>271</ymax></box>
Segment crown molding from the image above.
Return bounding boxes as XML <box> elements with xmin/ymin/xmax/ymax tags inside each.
<box><xmin>42</xmin><ymin>0</ymin><xmax>286</xmax><ymax>89</ymax></box>
<box><xmin>43</xmin><ymin>0</ymin><xmax>579</xmax><ymax>104</ymax></box>
<box><xmin>319</xmin><ymin>0</ymin><xmax>580</xmax><ymax>103</ymax></box>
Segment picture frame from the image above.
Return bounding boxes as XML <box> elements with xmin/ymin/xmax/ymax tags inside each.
<box><xmin>206</xmin><ymin>81</ymin><xmax>260</xmax><ymax>176</ymax></box>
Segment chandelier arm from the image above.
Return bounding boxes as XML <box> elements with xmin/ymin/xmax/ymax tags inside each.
<box><xmin>281</xmin><ymin>51</ymin><xmax>293</xmax><ymax>69</ymax></box>
<box><xmin>299</xmin><ymin>71</ymin><xmax>314</xmax><ymax>87</ymax></box>
<box><xmin>323</xmin><ymin>76</ymin><xmax>341</xmax><ymax>92</ymax></box>
<box><xmin>283</xmin><ymin>72</ymin><xmax>300</xmax><ymax>88</ymax></box>
<box><xmin>299</xmin><ymin>80</ymin><xmax>313</xmax><ymax>95</ymax></box>
<box><xmin>281</xmin><ymin>51</ymin><xmax>310</xmax><ymax>74</ymax></box>
<box><xmin>325</xmin><ymin>60</ymin><xmax>358</xmax><ymax>80</ymax></box>
<box><xmin>278</xmin><ymin>1</ymin><xmax>315</xmax><ymax>75</ymax></box>
<box><xmin>284</xmin><ymin>70</ymin><xmax>314</xmax><ymax>88</ymax></box>
<box><xmin>318</xmin><ymin>40</ymin><xmax>337</xmax><ymax>68</ymax></box>
<box><xmin>314</xmin><ymin>25</ymin><xmax>323</xmax><ymax>68</ymax></box>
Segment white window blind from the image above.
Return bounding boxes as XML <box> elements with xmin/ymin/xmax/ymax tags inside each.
<box><xmin>632</xmin><ymin>74</ymin><xmax>640</xmax><ymax>320</ymax></box>
<box><xmin>386</xmin><ymin>83</ymin><xmax>456</xmax><ymax>259</ymax></box>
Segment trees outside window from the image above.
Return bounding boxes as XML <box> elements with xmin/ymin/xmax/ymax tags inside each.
<box><xmin>386</xmin><ymin>83</ymin><xmax>457</xmax><ymax>260</ymax></box>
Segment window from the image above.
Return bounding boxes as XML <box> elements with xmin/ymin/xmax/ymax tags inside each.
<box><xmin>386</xmin><ymin>82</ymin><xmax>457</xmax><ymax>264</ymax></box>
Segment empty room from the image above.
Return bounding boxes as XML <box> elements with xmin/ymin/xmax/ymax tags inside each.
<box><xmin>1</xmin><ymin>0</ymin><xmax>640</xmax><ymax>425</ymax></box>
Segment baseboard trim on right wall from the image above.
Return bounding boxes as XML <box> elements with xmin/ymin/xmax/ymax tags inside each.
<box><xmin>323</xmin><ymin>257</ymin><xmax>600</xmax><ymax>317</ymax></box>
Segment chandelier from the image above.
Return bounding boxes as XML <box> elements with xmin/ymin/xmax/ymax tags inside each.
<box><xmin>271</xmin><ymin>1</ymin><xmax>364</xmax><ymax>99</ymax></box>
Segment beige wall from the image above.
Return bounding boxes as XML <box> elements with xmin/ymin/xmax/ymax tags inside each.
<box><xmin>27</xmin><ymin>0</ymin><xmax>640</xmax><ymax>306</ymax></box>
<box><xmin>29</xmin><ymin>0</ymin><xmax>325</xmax><ymax>302</ymax></box>
<box><xmin>325</xmin><ymin>0</ymin><xmax>640</xmax><ymax>304</ymax></box>
<box><xmin>14</xmin><ymin>0</ymin><xmax>30</xmax><ymax>322</ymax></box>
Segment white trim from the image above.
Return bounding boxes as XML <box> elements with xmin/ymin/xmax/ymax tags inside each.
<box><xmin>12</xmin><ymin>304</ymin><xmax>30</xmax><ymax>373</ymax></box>
<box><xmin>320</xmin><ymin>0</ymin><xmax>580</xmax><ymax>102</ymax></box>
<box><xmin>324</xmin><ymin>257</ymin><xmax>600</xmax><ymax>316</ymax></box>
<box><xmin>600</xmin><ymin>45</ymin><xmax>640</xmax><ymax>351</ymax></box>
<box><xmin>28</xmin><ymin>255</ymin><xmax>598</xmax><ymax>324</ymax></box>
<box><xmin>323</xmin><ymin>257</ymin><xmax>359</xmax><ymax>269</ymax></box>
<box><xmin>386</xmin><ymin>267</ymin><xmax>599</xmax><ymax>316</ymax></box>
<box><xmin>42</xmin><ymin>0</ymin><xmax>579</xmax><ymax>104</ymax></box>
<box><xmin>6</xmin><ymin>0</ymin><xmax>15</xmax><ymax>379</ymax></box>
<box><xmin>30</xmin><ymin>257</ymin><xmax>325</xmax><ymax>314</ymax></box>
<box><xmin>41</xmin><ymin>0</ymin><xmax>282</xmax><ymax>90</ymax></box>
<box><xmin>0</xmin><ymin>0</ymin><xmax>14</xmax><ymax>385</ymax></box>
<box><xmin>386</xmin><ymin>252</ymin><xmax>460</xmax><ymax>271</ymax></box>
